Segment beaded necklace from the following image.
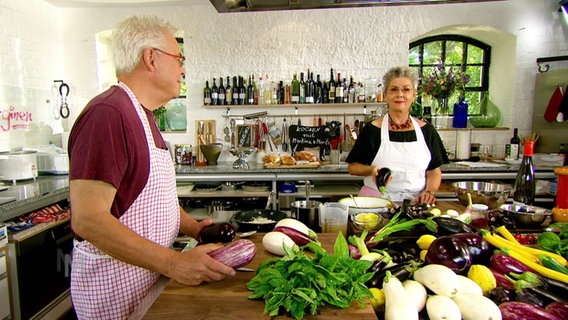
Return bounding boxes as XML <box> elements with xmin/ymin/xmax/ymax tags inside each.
<box><xmin>388</xmin><ymin>115</ymin><xmax>412</xmax><ymax>131</ymax></box>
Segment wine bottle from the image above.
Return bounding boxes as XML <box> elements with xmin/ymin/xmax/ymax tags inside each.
<box><xmin>315</xmin><ymin>74</ymin><xmax>323</xmax><ymax>104</ymax></box>
<box><xmin>423</xmin><ymin>106</ymin><xmax>432</xmax><ymax>123</ymax></box>
<box><xmin>335</xmin><ymin>73</ymin><xmax>344</xmax><ymax>103</ymax></box>
<box><xmin>203</xmin><ymin>80</ymin><xmax>211</xmax><ymax>105</ymax></box>
<box><xmin>247</xmin><ymin>75</ymin><xmax>254</xmax><ymax>105</ymax></box>
<box><xmin>506</xmin><ymin>128</ymin><xmax>520</xmax><ymax>160</ymax></box>
<box><xmin>291</xmin><ymin>72</ymin><xmax>300</xmax><ymax>104</ymax></box>
<box><xmin>328</xmin><ymin>68</ymin><xmax>336</xmax><ymax>103</ymax></box>
<box><xmin>211</xmin><ymin>78</ymin><xmax>218</xmax><ymax>106</ymax></box>
<box><xmin>306</xmin><ymin>72</ymin><xmax>315</xmax><ymax>104</ymax></box>
<box><xmin>299</xmin><ymin>72</ymin><xmax>306</xmax><ymax>104</ymax></box>
<box><xmin>238</xmin><ymin>76</ymin><xmax>246</xmax><ymax>105</ymax></box>
<box><xmin>322</xmin><ymin>80</ymin><xmax>329</xmax><ymax>103</ymax></box>
<box><xmin>218</xmin><ymin>77</ymin><xmax>226</xmax><ymax>106</ymax></box>
<box><xmin>232</xmin><ymin>76</ymin><xmax>239</xmax><ymax>105</ymax></box>
<box><xmin>513</xmin><ymin>140</ymin><xmax>535</xmax><ymax>206</ymax></box>
<box><xmin>347</xmin><ymin>76</ymin><xmax>355</xmax><ymax>103</ymax></box>
<box><xmin>225</xmin><ymin>76</ymin><xmax>232</xmax><ymax>105</ymax></box>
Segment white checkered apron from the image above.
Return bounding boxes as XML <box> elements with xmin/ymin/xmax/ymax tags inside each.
<box><xmin>71</xmin><ymin>83</ymin><xmax>179</xmax><ymax>319</ymax></box>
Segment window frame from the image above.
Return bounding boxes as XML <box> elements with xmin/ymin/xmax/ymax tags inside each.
<box><xmin>409</xmin><ymin>34</ymin><xmax>491</xmax><ymax>113</ymax></box>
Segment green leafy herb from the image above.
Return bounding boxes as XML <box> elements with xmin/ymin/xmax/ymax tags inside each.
<box><xmin>247</xmin><ymin>233</ymin><xmax>374</xmax><ymax>320</ymax></box>
<box><xmin>538</xmin><ymin>230</ymin><xmax>568</xmax><ymax>259</ymax></box>
<box><xmin>367</xmin><ymin>210</ymin><xmax>438</xmax><ymax>243</ymax></box>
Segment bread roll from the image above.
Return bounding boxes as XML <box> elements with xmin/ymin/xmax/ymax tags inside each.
<box><xmin>281</xmin><ymin>155</ymin><xmax>296</xmax><ymax>165</ymax></box>
<box><xmin>294</xmin><ymin>151</ymin><xmax>317</xmax><ymax>162</ymax></box>
<box><xmin>262</xmin><ymin>154</ymin><xmax>280</xmax><ymax>164</ymax></box>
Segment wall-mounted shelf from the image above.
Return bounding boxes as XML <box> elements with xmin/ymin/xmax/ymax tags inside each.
<box><xmin>203</xmin><ymin>102</ymin><xmax>387</xmax><ymax>109</ymax></box>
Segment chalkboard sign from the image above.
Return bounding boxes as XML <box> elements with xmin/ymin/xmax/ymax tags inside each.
<box><xmin>288</xmin><ymin>125</ymin><xmax>331</xmax><ymax>159</ymax></box>
<box><xmin>236</xmin><ymin>124</ymin><xmax>253</xmax><ymax>147</ymax></box>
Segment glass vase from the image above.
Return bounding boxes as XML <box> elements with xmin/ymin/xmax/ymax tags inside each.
<box><xmin>436</xmin><ymin>97</ymin><xmax>449</xmax><ymax>115</ymax></box>
<box><xmin>470</xmin><ymin>93</ymin><xmax>501</xmax><ymax>128</ymax></box>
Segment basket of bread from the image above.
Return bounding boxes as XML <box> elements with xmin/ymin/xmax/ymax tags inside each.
<box><xmin>262</xmin><ymin>151</ymin><xmax>320</xmax><ymax>168</ymax></box>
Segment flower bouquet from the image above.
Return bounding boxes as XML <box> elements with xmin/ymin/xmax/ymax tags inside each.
<box><xmin>419</xmin><ymin>64</ymin><xmax>470</xmax><ymax>115</ymax></box>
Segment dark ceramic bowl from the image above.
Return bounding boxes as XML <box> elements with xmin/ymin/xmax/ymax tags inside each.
<box><xmin>231</xmin><ymin>209</ymin><xmax>288</xmax><ymax>232</ymax></box>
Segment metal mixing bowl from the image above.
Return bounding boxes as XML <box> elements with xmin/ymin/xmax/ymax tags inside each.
<box><xmin>453</xmin><ymin>181</ymin><xmax>512</xmax><ymax>209</ymax></box>
<box><xmin>500</xmin><ymin>204</ymin><xmax>552</xmax><ymax>227</ymax></box>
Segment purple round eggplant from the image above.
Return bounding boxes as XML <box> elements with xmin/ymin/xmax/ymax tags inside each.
<box><xmin>199</xmin><ymin>222</ymin><xmax>236</xmax><ymax>244</ymax></box>
<box><xmin>451</xmin><ymin>232</ymin><xmax>492</xmax><ymax>264</ymax></box>
<box><xmin>425</xmin><ymin>235</ymin><xmax>472</xmax><ymax>274</ymax></box>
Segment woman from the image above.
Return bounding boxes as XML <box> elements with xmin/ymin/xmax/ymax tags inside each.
<box><xmin>346</xmin><ymin>66</ymin><xmax>448</xmax><ymax>204</ymax></box>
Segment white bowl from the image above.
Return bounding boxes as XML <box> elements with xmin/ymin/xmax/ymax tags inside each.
<box><xmin>338</xmin><ymin>196</ymin><xmax>395</xmax><ymax>215</ymax></box>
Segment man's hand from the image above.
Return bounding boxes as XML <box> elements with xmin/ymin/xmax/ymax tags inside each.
<box><xmin>167</xmin><ymin>244</ymin><xmax>236</xmax><ymax>286</ymax></box>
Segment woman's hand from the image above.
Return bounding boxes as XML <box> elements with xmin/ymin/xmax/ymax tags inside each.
<box><xmin>416</xmin><ymin>190</ymin><xmax>436</xmax><ymax>205</ymax></box>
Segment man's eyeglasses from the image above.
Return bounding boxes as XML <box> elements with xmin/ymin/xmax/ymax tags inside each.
<box><xmin>153</xmin><ymin>48</ymin><xmax>185</xmax><ymax>65</ymax></box>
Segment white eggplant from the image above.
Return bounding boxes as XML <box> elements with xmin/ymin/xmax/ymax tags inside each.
<box><xmin>402</xmin><ymin>280</ymin><xmax>427</xmax><ymax>312</ymax></box>
<box><xmin>426</xmin><ymin>295</ymin><xmax>461</xmax><ymax>320</ymax></box>
<box><xmin>413</xmin><ymin>264</ymin><xmax>461</xmax><ymax>297</ymax></box>
<box><xmin>274</xmin><ymin>218</ymin><xmax>317</xmax><ymax>240</ymax></box>
<box><xmin>262</xmin><ymin>231</ymin><xmax>296</xmax><ymax>256</ymax></box>
<box><xmin>383</xmin><ymin>271</ymin><xmax>418</xmax><ymax>320</ymax></box>
<box><xmin>453</xmin><ymin>293</ymin><xmax>502</xmax><ymax>320</ymax></box>
<box><xmin>457</xmin><ymin>275</ymin><xmax>483</xmax><ymax>296</ymax></box>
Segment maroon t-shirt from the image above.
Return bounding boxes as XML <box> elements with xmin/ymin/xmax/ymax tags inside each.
<box><xmin>68</xmin><ymin>85</ymin><xmax>168</xmax><ymax>218</ymax></box>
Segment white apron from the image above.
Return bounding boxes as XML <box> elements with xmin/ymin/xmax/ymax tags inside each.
<box><xmin>359</xmin><ymin>115</ymin><xmax>431</xmax><ymax>202</ymax></box>
<box><xmin>70</xmin><ymin>83</ymin><xmax>180</xmax><ymax>320</ymax></box>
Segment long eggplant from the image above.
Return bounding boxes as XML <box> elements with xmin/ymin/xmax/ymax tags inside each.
<box><xmin>366</xmin><ymin>261</ymin><xmax>418</xmax><ymax>288</ymax></box>
<box><xmin>273</xmin><ymin>225</ymin><xmax>314</xmax><ymax>246</ymax></box>
<box><xmin>489</xmin><ymin>268</ymin><xmax>515</xmax><ymax>290</ymax></box>
<box><xmin>208</xmin><ymin>239</ymin><xmax>256</xmax><ymax>269</ymax></box>
<box><xmin>433</xmin><ymin>216</ymin><xmax>476</xmax><ymax>235</ymax></box>
<box><xmin>499</xmin><ymin>301</ymin><xmax>563</xmax><ymax>320</ymax></box>
<box><xmin>546</xmin><ymin>302</ymin><xmax>568</xmax><ymax>319</ymax></box>
<box><xmin>490</xmin><ymin>253</ymin><xmax>535</xmax><ymax>274</ymax></box>
<box><xmin>425</xmin><ymin>236</ymin><xmax>472</xmax><ymax>274</ymax></box>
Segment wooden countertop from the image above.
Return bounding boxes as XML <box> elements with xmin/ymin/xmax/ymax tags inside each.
<box><xmin>143</xmin><ymin>233</ymin><xmax>379</xmax><ymax>320</ymax></box>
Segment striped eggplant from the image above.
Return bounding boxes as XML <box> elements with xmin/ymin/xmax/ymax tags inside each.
<box><xmin>208</xmin><ymin>239</ymin><xmax>256</xmax><ymax>269</ymax></box>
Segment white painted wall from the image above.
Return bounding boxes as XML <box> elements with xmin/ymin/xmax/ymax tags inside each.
<box><xmin>1</xmin><ymin>0</ymin><xmax>567</xmax><ymax>155</ymax></box>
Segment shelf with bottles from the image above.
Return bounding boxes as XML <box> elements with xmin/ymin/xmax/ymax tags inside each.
<box><xmin>203</xmin><ymin>101</ymin><xmax>387</xmax><ymax>109</ymax></box>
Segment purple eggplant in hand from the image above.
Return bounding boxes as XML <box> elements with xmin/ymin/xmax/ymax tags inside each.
<box><xmin>375</xmin><ymin>167</ymin><xmax>392</xmax><ymax>194</ymax></box>
<box><xmin>451</xmin><ymin>232</ymin><xmax>491</xmax><ymax>264</ymax></box>
<box><xmin>425</xmin><ymin>235</ymin><xmax>472</xmax><ymax>274</ymax></box>
<box><xmin>199</xmin><ymin>222</ymin><xmax>236</xmax><ymax>244</ymax></box>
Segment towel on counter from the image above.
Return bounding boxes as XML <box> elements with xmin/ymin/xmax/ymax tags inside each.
<box><xmin>455</xmin><ymin>161</ymin><xmax>507</xmax><ymax>168</ymax></box>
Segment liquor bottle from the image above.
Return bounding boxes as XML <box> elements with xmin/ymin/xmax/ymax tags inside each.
<box><xmin>376</xmin><ymin>84</ymin><xmax>383</xmax><ymax>102</ymax></box>
<box><xmin>357</xmin><ymin>82</ymin><xmax>366</xmax><ymax>103</ymax></box>
<box><xmin>252</xmin><ymin>74</ymin><xmax>259</xmax><ymax>105</ymax></box>
<box><xmin>211</xmin><ymin>78</ymin><xmax>218</xmax><ymax>105</ymax></box>
<box><xmin>277</xmin><ymin>81</ymin><xmax>284</xmax><ymax>104</ymax></box>
<box><xmin>225</xmin><ymin>76</ymin><xmax>232</xmax><ymax>105</ymax></box>
<box><xmin>263</xmin><ymin>75</ymin><xmax>272</xmax><ymax>105</ymax></box>
<box><xmin>315</xmin><ymin>74</ymin><xmax>323</xmax><ymax>104</ymax></box>
<box><xmin>232</xmin><ymin>76</ymin><xmax>239</xmax><ymax>105</ymax></box>
<box><xmin>247</xmin><ymin>75</ymin><xmax>254</xmax><ymax>105</ymax></box>
<box><xmin>423</xmin><ymin>106</ymin><xmax>432</xmax><ymax>123</ymax></box>
<box><xmin>203</xmin><ymin>80</ymin><xmax>211</xmax><ymax>105</ymax></box>
<box><xmin>291</xmin><ymin>72</ymin><xmax>300</xmax><ymax>104</ymax></box>
<box><xmin>218</xmin><ymin>77</ymin><xmax>226</xmax><ymax>106</ymax></box>
<box><xmin>513</xmin><ymin>140</ymin><xmax>535</xmax><ymax>206</ymax></box>
<box><xmin>506</xmin><ymin>128</ymin><xmax>520</xmax><ymax>160</ymax></box>
<box><xmin>299</xmin><ymin>72</ymin><xmax>306</xmax><ymax>104</ymax></box>
<box><xmin>238</xmin><ymin>76</ymin><xmax>246</xmax><ymax>105</ymax></box>
<box><xmin>335</xmin><ymin>73</ymin><xmax>344</xmax><ymax>103</ymax></box>
<box><xmin>328</xmin><ymin>68</ymin><xmax>336</xmax><ymax>103</ymax></box>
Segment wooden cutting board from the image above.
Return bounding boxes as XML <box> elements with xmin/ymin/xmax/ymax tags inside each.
<box><xmin>264</xmin><ymin>161</ymin><xmax>321</xmax><ymax>169</ymax></box>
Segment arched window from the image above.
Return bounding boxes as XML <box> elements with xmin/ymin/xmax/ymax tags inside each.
<box><xmin>409</xmin><ymin>35</ymin><xmax>490</xmax><ymax>115</ymax></box>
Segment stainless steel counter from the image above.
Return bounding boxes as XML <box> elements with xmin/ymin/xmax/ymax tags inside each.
<box><xmin>0</xmin><ymin>162</ymin><xmax>558</xmax><ymax>222</ymax></box>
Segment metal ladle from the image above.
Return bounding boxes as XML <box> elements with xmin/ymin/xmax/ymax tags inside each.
<box><xmin>350</xmin><ymin>194</ymin><xmax>361</xmax><ymax>208</ymax></box>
